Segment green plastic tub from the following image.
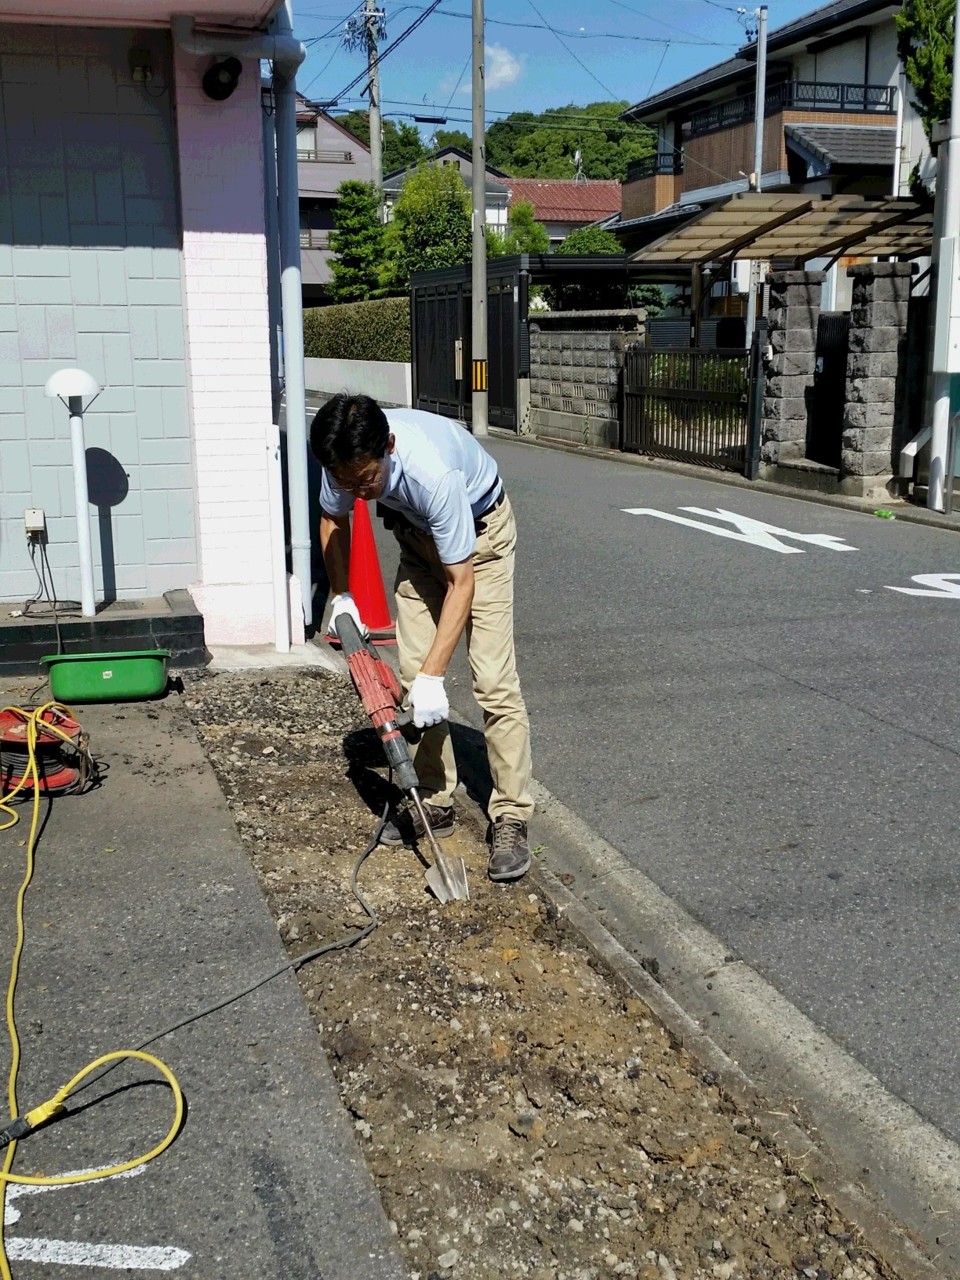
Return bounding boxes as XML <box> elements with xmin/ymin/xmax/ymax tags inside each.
<box><xmin>41</xmin><ymin>650</ymin><xmax>170</xmax><ymax>704</ymax></box>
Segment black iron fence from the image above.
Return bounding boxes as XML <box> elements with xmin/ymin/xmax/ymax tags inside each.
<box><xmin>687</xmin><ymin>79</ymin><xmax>896</xmax><ymax>137</ymax></box>
<box><xmin>622</xmin><ymin>346</ymin><xmax>754</xmax><ymax>473</ymax></box>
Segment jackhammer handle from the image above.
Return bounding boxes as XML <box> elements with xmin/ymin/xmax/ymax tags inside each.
<box><xmin>394</xmin><ymin>707</ymin><xmax>423</xmax><ymax>743</ymax></box>
<box><xmin>334</xmin><ymin>613</ymin><xmax>366</xmax><ymax>659</ymax></box>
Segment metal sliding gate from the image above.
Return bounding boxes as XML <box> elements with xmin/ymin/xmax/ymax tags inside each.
<box><xmin>410</xmin><ymin>266</ymin><xmax>520</xmax><ymax>430</ymax></box>
<box><xmin>622</xmin><ymin>346</ymin><xmax>754</xmax><ymax>473</ymax></box>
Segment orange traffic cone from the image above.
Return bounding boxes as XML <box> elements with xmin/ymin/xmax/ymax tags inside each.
<box><xmin>325</xmin><ymin>500</ymin><xmax>395</xmax><ymax>646</ymax></box>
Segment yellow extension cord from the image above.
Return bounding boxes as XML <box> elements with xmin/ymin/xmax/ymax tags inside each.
<box><xmin>0</xmin><ymin>703</ymin><xmax>184</xmax><ymax>1280</ymax></box>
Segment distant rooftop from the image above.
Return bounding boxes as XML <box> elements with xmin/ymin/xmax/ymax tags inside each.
<box><xmin>506</xmin><ymin>178</ymin><xmax>621</xmax><ymax>223</ymax></box>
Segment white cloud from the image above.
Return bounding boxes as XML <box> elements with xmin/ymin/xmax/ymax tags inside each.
<box><xmin>457</xmin><ymin>43</ymin><xmax>523</xmax><ymax>93</ymax></box>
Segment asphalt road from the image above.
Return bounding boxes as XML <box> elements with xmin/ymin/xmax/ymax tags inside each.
<box><xmin>366</xmin><ymin>434</ymin><xmax>960</xmax><ymax>1156</ymax></box>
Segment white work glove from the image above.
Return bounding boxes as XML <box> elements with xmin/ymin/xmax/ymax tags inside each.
<box><xmin>409</xmin><ymin>673</ymin><xmax>448</xmax><ymax>728</ymax></box>
<box><xmin>328</xmin><ymin>592</ymin><xmax>368</xmax><ymax>639</ymax></box>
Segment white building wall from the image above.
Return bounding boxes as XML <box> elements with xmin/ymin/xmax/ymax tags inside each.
<box><xmin>867</xmin><ymin>21</ymin><xmax>899</xmax><ymax>84</ymax></box>
<box><xmin>813</xmin><ymin>38</ymin><xmax>868</xmax><ymax>84</ymax></box>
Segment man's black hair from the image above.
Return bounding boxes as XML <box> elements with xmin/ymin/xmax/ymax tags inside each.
<box><xmin>309</xmin><ymin>394</ymin><xmax>390</xmax><ymax>470</ymax></box>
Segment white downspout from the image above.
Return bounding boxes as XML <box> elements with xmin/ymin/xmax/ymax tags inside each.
<box><xmin>892</xmin><ymin>71</ymin><xmax>905</xmax><ymax>197</ymax></box>
<box><xmin>272</xmin><ymin>1</ymin><xmax>313</xmax><ymax>629</ymax></box>
<box><xmin>172</xmin><ymin>12</ymin><xmax>313</xmax><ymax>635</ymax></box>
<box><xmin>263</xmin><ymin>92</ymin><xmax>291</xmax><ymax>654</ymax></box>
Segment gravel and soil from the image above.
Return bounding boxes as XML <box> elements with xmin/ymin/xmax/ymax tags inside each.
<box><xmin>182</xmin><ymin>666</ymin><xmax>913</xmax><ymax>1280</ymax></box>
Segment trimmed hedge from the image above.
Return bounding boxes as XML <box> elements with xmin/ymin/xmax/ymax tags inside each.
<box><xmin>303</xmin><ymin>297</ymin><xmax>411</xmax><ymax>363</ymax></box>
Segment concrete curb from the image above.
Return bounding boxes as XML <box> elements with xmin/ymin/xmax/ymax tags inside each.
<box><xmin>491</xmin><ymin>429</ymin><xmax>960</xmax><ymax>536</ymax></box>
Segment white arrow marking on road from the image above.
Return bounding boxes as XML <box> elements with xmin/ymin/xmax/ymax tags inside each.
<box><xmin>622</xmin><ymin>507</ymin><xmax>858</xmax><ymax>554</ymax></box>
<box><xmin>885</xmin><ymin>572</ymin><xmax>960</xmax><ymax>598</ymax></box>
<box><xmin>3</xmin><ymin>1164</ymin><xmax>190</xmax><ymax>1271</ymax></box>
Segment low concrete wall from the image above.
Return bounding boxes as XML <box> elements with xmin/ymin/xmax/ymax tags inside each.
<box><xmin>529</xmin><ymin>310</ymin><xmax>645</xmax><ymax>449</ymax></box>
<box><xmin>304</xmin><ymin>358</ymin><xmax>412</xmax><ymax>407</ymax></box>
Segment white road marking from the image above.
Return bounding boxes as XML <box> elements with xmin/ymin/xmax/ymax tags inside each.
<box><xmin>5</xmin><ymin>1238</ymin><xmax>190</xmax><ymax>1270</ymax></box>
<box><xmin>622</xmin><ymin>506</ymin><xmax>858</xmax><ymax>554</ymax></box>
<box><xmin>4</xmin><ymin>1165</ymin><xmax>145</xmax><ymax>1225</ymax></box>
<box><xmin>885</xmin><ymin>572</ymin><xmax>960</xmax><ymax>598</ymax></box>
<box><xmin>3</xmin><ymin>1164</ymin><xmax>190</xmax><ymax>1270</ymax></box>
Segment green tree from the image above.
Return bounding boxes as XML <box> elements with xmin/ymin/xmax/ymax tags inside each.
<box><xmin>485</xmin><ymin>102</ymin><xmax>654</xmax><ymax>181</ymax></box>
<box><xmin>557</xmin><ymin>226</ymin><xmax>623</xmax><ymax>256</ymax></box>
<box><xmin>384</xmin><ymin>121</ymin><xmax>427</xmax><ymax>173</ymax></box>
<box><xmin>385</xmin><ymin>163</ymin><xmax>472</xmax><ymax>290</ymax></box>
<box><xmin>334</xmin><ymin>109</ymin><xmax>373</xmax><ymax>146</ymax></box>
<box><xmin>487</xmin><ymin>201</ymin><xmax>550</xmax><ymax>259</ymax></box>
<box><xmin>503</xmin><ymin>200</ymin><xmax>550</xmax><ymax>254</ymax></box>
<box><xmin>896</xmin><ymin>0</ymin><xmax>955</xmax><ymax>140</ymax></box>
<box><xmin>329</xmin><ymin>181</ymin><xmax>385</xmax><ymax>302</ymax></box>
<box><xmin>333</xmin><ymin>112</ymin><xmax>427</xmax><ymax>172</ymax></box>
<box><xmin>433</xmin><ymin>129</ymin><xmax>472</xmax><ymax>153</ymax></box>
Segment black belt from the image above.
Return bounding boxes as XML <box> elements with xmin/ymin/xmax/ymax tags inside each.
<box><xmin>475</xmin><ymin>485</ymin><xmax>505</xmax><ymax>522</ymax></box>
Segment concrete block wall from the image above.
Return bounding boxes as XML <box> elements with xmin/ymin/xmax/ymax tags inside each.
<box><xmin>173</xmin><ymin>48</ymin><xmax>291</xmax><ymax>646</ymax></box>
<box><xmin>841</xmin><ymin>262</ymin><xmax>912</xmax><ymax>494</ymax></box>
<box><xmin>760</xmin><ymin>270</ymin><xmax>824</xmax><ymax>465</ymax></box>
<box><xmin>528</xmin><ymin>310</ymin><xmax>644</xmax><ymax>449</ymax></box>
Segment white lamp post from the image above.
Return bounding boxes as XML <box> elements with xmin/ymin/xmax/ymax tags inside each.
<box><xmin>44</xmin><ymin>368</ymin><xmax>102</xmax><ymax>618</ymax></box>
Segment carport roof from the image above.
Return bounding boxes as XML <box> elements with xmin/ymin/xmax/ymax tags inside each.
<box><xmin>628</xmin><ymin>191</ymin><xmax>933</xmax><ymax>265</ymax></box>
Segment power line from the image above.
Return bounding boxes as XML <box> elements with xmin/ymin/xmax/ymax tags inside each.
<box><xmin>343</xmin><ymin>101</ymin><xmax>651</xmax><ymax>135</ymax></box>
<box><xmin>369</xmin><ymin>96</ymin><xmax>652</xmax><ymax>123</ymax></box>
<box><xmin>524</xmin><ymin>0</ymin><xmax>619</xmax><ymax>97</ymax></box>
<box><xmin>325</xmin><ymin>0</ymin><xmax>445</xmax><ymax>102</ymax></box>
<box><xmin>302</xmin><ymin>5</ymin><xmax>362</xmax><ymax>43</ymax></box>
<box><xmin>645</xmin><ymin>42</ymin><xmax>670</xmax><ymax>98</ymax></box>
<box><xmin>343</xmin><ymin>100</ymin><xmax>732</xmax><ymax>184</ymax></box>
<box><xmin>301</xmin><ymin>39</ymin><xmax>348</xmax><ymax>92</ymax></box>
<box><xmin>442</xmin><ymin>52</ymin><xmax>472</xmax><ymax>110</ymax></box>
<box><xmin>601</xmin><ymin>0</ymin><xmax>734</xmax><ymax>46</ymax></box>
<box><xmin>370</xmin><ymin>3</ymin><xmax>732</xmax><ymax>45</ymax></box>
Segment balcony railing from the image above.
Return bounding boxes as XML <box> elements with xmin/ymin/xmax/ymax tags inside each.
<box><xmin>626</xmin><ymin>152</ymin><xmax>684</xmax><ymax>182</ymax></box>
<box><xmin>297</xmin><ymin>149</ymin><xmax>354</xmax><ymax>163</ymax></box>
<box><xmin>300</xmin><ymin>229</ymin><xmax>332</xmax><ymax>250</ymax></box>
<box><xmin>687</xmin><ymin>80</ymin><xmax>896</xmax><ymax>137</ymax></box>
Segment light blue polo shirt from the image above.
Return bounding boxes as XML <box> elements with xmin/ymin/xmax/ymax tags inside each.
<box><xmin>319</xmin><ymin>408</ymin><xmax>501</xmax><ymax>564</ymax></box>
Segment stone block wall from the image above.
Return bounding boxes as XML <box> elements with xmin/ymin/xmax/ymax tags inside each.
<box><xmin>528</xmin><ymin>310</ymin><xmax>645</xmax><ymax>448</ymax></box>
<box><xmin>841</xmin><ymin>263</ymin><xmax>912</xmax><ymax>488</ymax></box>
<box><xmin>760</xmin><ymin>270</ymin><xmax>823</xmax><ymax>465</ymax></box>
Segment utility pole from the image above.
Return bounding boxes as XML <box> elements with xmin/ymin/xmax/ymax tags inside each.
<box><xmin>745</xmin><ymin>4</ymin><xmax>767</xmax><ymax>346</ymax></box>
<box><xmin>471</xmin><ymin>0</ymin><xmax>489</xmax><ymax>436</ymax></box>
<box><xmin>366</xmin><ymin>0</ymin><xmax>383</xmax><ymax>204</ymax></box>
<box><xmin>928</xmin><ymin>4</ymin><xmax>960</xmax><ymax>510</ymax></box>
<box><xmin>345</xmin><ymin>2</ymin><xmax>385</xmax><ymax>209</ymax></box>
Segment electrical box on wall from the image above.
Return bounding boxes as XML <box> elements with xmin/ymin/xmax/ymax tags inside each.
<box><xmin>24</xmin><ymin>509</ymin><xmax>46</xmax><ymax>536</ymax></box>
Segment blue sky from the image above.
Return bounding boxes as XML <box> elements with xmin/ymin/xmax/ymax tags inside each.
<box><xmin>293</xmin><ymin>0</ymin><xmax>824</xmax><ymax>138</ymax></box>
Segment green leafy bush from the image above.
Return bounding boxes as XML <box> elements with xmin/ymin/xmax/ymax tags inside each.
<box><xmin>303</xmin><ymin>297</ymin><xmax>411</xmax><ymax>363</ymax></box>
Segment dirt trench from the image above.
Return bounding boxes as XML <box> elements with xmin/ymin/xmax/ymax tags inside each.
<box><xmin>182</xmin><ymin>667</ymin><xmax>907</xmax><ymax>1280</ymax></box>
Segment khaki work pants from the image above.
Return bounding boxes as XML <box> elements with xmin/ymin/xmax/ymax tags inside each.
<box><xmin>392</xmin><ymin>494</ymin><xmax>534</xmax><ymax>823</ymax></box>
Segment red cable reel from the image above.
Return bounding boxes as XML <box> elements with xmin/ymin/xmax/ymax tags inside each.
<box><xmin>0</xmin><ymin>706</ymin><xmax>85</xmax><ymax>796</ymax></box>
